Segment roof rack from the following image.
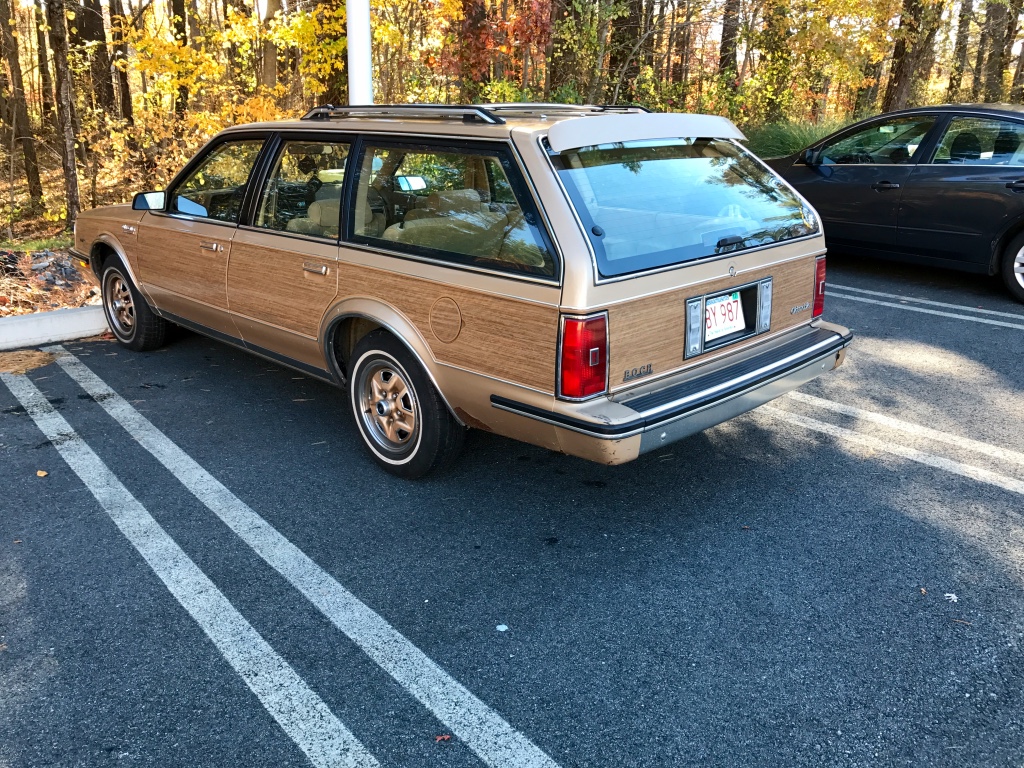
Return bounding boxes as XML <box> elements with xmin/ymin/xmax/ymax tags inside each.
<box><xmin>482</xmin><ymin>103</ymin><xmax>652</xmax><ymax>115</ymax></box>
<box><xmin>301</xmin><ymin>104</ymin><xmax>506</xmax><ymax>124</ymax></box>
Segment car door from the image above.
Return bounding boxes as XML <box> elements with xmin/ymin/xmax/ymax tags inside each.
<box><xmin>896</xmin><ymin>114</ymin><xmax>1024</xmax><ymax>268</ymax></box>
<box><xmin>226</xmin><ymin>136</ymin><xmax>351</xmax><ymax>372</ymax></box>
<box><xmin>135</xmin><ymin>136</ymin><xmax>267</xmax><ymax>337</ymax></box>
<box><xmin>779</xmin><ymin>114</ymin><xmax>940</xmax><ymax>250</ymax></box>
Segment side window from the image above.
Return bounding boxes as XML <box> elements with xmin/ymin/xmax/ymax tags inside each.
<box><xmin>171</xmin><ymin>139</ymin><xmax>264</xmax><ymax>222</ymax></box>
<box><xmin>931</xmin><ymin>117</ymin><xmax>1024</xmax><ymax>166</ymax></box>
<box><xmin>254</xmin><ymin>140</ymin><xmax>350</xmax><ymax>238</ymax></box>
<box><xmin>817</xmin><ymin>116</ymin><xmax>936</xmax><ymax>165</ymax></box>
<box><xmin>351</xmin><ymin>144</ymin><xmax>555</xmax><ymax>277</ymax></box>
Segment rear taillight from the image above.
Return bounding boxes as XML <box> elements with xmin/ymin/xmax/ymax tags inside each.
<box><xmin>813</xmin><ymin>256</ymin><xmax>826</xmax><ymax>317</ymax></box>
<box><xmin>559</xmin><ymin>313</ymin><xmax>608</xmax><ymax>399</ymax></box>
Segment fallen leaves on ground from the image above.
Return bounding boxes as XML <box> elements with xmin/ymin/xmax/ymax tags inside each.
<box><xmin>36</xmin><ymin>470</ymin><xmax>48</xmax><ymax>477</ymax></box>
<box><xmin>0</xmin><ymin>350</ymin><xmax>57</xmax><ymax>374</ymax></box>
<box><xmin>435</xmin><ymin>735</ymin><xmax>451</xmax><ymax>743</ymax></box>
<box><xmin>945</xmin><ymin>593</ymin><xmax>958</xmax><ymax>603</ymax></box>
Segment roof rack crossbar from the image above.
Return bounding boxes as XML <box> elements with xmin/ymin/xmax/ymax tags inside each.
<box><xmin>301</xmin><ymin>104</ymin><xmax>506</xmax><ymax>124</ymax></box>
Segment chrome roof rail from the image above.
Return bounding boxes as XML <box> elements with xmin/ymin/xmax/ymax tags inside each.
<box><xmin>300</xmin><ymin>104</ymin><xmax>506</xmax><ymax>124</ymax></box>
<box><xmin>482</xmin><ymin>103</ymin><xmax>652</xmax><ymax>115</ymax></box>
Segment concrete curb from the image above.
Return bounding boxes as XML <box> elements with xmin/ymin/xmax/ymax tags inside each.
<box><xmin>0</xmin><ymin>306</ymin><xmax>108</xmax><ymax>351</ymax></box>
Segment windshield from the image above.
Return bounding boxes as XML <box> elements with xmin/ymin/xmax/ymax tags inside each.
<box><xmin>552</xmin><ymin>138</ymin><xmax>818</xmax><ymax>278</ymax></box>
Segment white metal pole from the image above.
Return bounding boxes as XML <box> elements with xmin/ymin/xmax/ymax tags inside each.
<box><xmin>346</xmin><ymin>0</ymin><xmax>374</xmax><ymax>105</ymax></box>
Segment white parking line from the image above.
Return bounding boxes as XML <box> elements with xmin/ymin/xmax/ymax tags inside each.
<box><xmin>787</xmin><ymin>392</ymin><xmax>1024</xmax><ymax>468</ymax></box>
<box><xmin>0</xmin><ymin>372</ymin><xmax>379</xmax><ymax>768</ymax></box>
<box><xmin>46</xmin><ymin>347</ymin><xmax>560</xmax><ymax>768</ymax></box>
<box><xmin>825</xmin><ymin>291</ymin><xmax>1024</xmax><ymax>330</ymax></box>
<box><xmin>762</xmin><ymin>406</ymin><xmax>1024</xmax><ymax>497</ymax></box>
<box><xmin>830</xmin><ymin>283</ymin><xmax>1024</xmax><ymax>320</ymax></box>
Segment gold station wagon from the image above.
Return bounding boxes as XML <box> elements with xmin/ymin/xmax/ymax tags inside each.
<box><xmin>72</xmin><ymin>103</ymin><xmax>852</xmax><ymax>478</ymax></box>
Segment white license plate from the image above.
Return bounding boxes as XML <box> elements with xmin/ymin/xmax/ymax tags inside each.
<box><xmin>705</xmin><ymin>292</ymin><xmax>745</xmax><ymax>343</ymax></box>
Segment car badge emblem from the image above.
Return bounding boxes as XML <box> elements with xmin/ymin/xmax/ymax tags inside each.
<box><xmin>728</xmin><ymin>265</ymin><xmax>736</xmax><ymax>277</ymax></box>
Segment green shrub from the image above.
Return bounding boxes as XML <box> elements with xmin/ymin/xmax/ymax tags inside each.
<box><xmin>743</xmin><ymin>120</ymin><xmax>850</xmax><ymax>159</ymax></box>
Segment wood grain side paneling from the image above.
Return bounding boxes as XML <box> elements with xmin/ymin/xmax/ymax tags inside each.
<box><xmin>135</xmin><ymin>214</ymin><xmax>233</xmax><ymax>310</ymax></box>
<box><xmin>335</xmin><ymin>263</ymin><xmax>560</xmax><ymax>393</ymax></box>
<box><xmin>607</xmin><ymin>257</ymin><xmax>815</xmax><ymax>392</ymax></box>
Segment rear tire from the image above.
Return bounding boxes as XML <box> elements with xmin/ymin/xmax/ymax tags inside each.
<box><xmin>1000</xmin><ymin>233</ymin><xmax>1024</xmax><ymax>304</ymax></box>
<box><xmin>348</xmin><ymin>330</ymin><xmax>464</xmax><ymax>479</ymax></box>
<box><xmin>101</xmin><ymin>258</ymin><xmax>168</xmax><ymax>351</ymax></box>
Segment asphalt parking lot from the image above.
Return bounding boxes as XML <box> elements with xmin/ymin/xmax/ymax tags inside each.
<box><xmin>2</xmin><ymin>254</ymin><xmax>1023</xmax><ymax>768</ymax></box>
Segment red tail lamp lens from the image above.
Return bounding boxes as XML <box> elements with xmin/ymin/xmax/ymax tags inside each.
<box><xmin>560</xmin><ymin>314</ymin><xmax>608</xmax><ymax>399</ymax></box>
<box><xmin>813</xmin><ymin>256</ymin><xmax>826</xmax><ymax>317</ymax></box>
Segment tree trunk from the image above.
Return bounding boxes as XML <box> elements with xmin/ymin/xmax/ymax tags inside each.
<box><xmin>34</xmin><ymin>0</ymin><xmax>56</xmax><ymax>125</ymax></box>
<box><xmin>260</xmin><ymin>0</ymin><xmax>282</xmax><ymax>89</ymax></box>
<box><xmin>109</xmin><ymin>0</ymin><xmax>134</xmax><ymax>123</ymax></box>
<box><xmin>718</xmin><ymin>0</ymin><xmax>740</xmax><ymax>88</ymax></box>
<box><xmin>946</xmin><ymin>0</ymin><xmax>972</xmax><ymax>100</ymax></box>
<box><xmin>0</xmin><ymin>0</ymin><xmax>44</xmax><ymax>209</ymax></box>
<box><xmin>45</xmin><ymin>0</ymin><xmax>81</xmax><ymax>224</ymax></box>
<box><xmin>882</xmin><ymin>0</ymin><xmax>923</xmax><ymax>112</ymax></box>
<box><xmin>971</xmin><ymin>12</ymin><xmax>989</xmax><ymax>99</ymax></box>
<box><xmin>81</xmin><ymin>0</ymin><xmax>117</xmax><ymax>113</ymax></box>
<box><xmin>1010</xmin><ymin>47</ymin><xmax>1024</xmax><ymax>101</ymax></box>
<box><xmin>855</xmin><ymin>58</ymin><xmax>884</xmax><ymax>115</ymax></box>
<box><xmin>608</xmin><ymin>0</ymin><xmax>643</xmax><ymax>101</ymax></box>
<box><xmin>983</xmin><ymin>0</ymin><xmax>1009</xmax><ymax>100</ymax></box>
<box><xmin>171</xmin><ymin>0</ymin><xmax>188</xmax><ymax>114</ymax></box>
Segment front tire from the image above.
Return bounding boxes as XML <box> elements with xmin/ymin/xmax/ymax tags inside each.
<box><xmin>348</xmin><ymin>330</ymin><xmax>464</xmax><ymax>479</ymax></box>
<box><xmin>101</xmin><ymin>259</ymin><xmax>168</xmax><ymax>351</ymax></box>
<box><xmin>1000</xmin><ymin>233</ymin><xmax>1024</xmax><ymax>304</ymax></box>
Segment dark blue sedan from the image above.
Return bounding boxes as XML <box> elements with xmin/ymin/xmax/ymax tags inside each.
<box><xmin>768</xmin><ymin>104</ymin><xmax>1024</xmax><ymax>303</ymax></box>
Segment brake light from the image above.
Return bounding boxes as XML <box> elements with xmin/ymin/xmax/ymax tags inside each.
<box><xmin>559</xmin><ymin>313</ymin><xmax>608</xmax><ymax>399</ymax></box>
<box><xmin>813</xmin><ymin>256</ymin><xmax>826</xmax><ymax>317</ymax></box>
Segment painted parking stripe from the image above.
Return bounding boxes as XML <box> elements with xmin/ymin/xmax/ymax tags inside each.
<box><xmin>787</xmin><ymin>392</ymin><xmax>1024</xmax><ymax>468</ymax></box>
<box><xmin>825</xmin><ymin>291</ymin><xmax>1024</xmax><ymax>330</ymax></box>
<box><xmin>46</xmin><ymin>347</ymin><xmax>560</xmax><ymax>768</ymax></box>
<box><xmin>0</xmin><ymin>372</ymin><xmax>379</xmax><ymax>768</ymax></box>
<box><xmin>762</xmin><ymin>405</ymin><xmax>1024</xmax><ymax>497</ymax></box>
<box><xmin>830</xmin><ymin>283</ymin><xmax>1024</xmax><ymax>320</ymax></box>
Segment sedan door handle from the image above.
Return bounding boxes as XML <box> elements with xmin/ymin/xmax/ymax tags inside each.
<box><xmin>199</xmin><ymin>241</ymin><xmax>223</xmax><ymax>252</ymax></box>
<box><xmin>871</xmin><ymin>181</ymin><xmax>901</xmax><ymax>190</ymax></box>
<box><xmin>1006</xmin><ymin>180</ymin><xmax>1024</xmax><ymax>192</ymax></box>
<box><xmin>302</xmin><ymin>262</ymin><xmax>328</xmax><ymax>275</ymax></box>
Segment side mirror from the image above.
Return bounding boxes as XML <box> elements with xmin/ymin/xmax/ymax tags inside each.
<box><xmin>132</xmin><ymin>191</ymin><xmax>165</xmax><ymax>211</ymax></box>
<box><xmin>798</xmin><ymin>147</ymin><xmax>821</xmax><ymax>166</ymax></box>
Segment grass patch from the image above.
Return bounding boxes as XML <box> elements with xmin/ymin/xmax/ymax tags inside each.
<box><xmin>0</xmin><ymin>233</ymin><xmax>74</xmax><ymax>252</ymax></box>
<box><xmin>744</xmin><ymin>120</ymin><xmax>851</xmax><ymax>159</ymax></box>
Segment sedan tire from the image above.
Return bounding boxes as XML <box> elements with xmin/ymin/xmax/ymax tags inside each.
<box><xmin>1000</xmin><ymin>233</ymin><xmax>1024</xmax><ymax>304</ymax></box>
<box><xmin>348</xmin><ymin>330</ymin><xmax>464</xmax><ymax>479</ymax></box>
<box><xmin>101</xmin><ymin>258</ymin><xmax>169</xmax><ymax>351</ymax></box>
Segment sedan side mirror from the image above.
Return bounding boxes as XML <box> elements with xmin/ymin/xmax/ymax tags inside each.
<box><xmin>132</xmin><ymin>191</ymin><xmax>166</xmax><ymax>211</ymax></box>
<box><xmin>798</xmin><ymin>147</ymin><xmax>821</xmax><ymax>166</ymax></box>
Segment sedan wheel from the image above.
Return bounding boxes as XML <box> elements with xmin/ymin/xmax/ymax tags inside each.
<box><xmin>1000</xmin><ymin>234</ymin><xmax>1024</xmax><ymax>304</ymax></box>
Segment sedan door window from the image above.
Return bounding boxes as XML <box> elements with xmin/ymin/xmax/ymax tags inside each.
<box><xmin>170</xmin><ymin>139</ymin><xmax>265</xmax><ymax>222</ymax></box>
<box><xmin>930</xmin><ymin>117</ymin><xmax>1024</xmax><ymax>166</ymax></box>
<box><xmin>817</xmin><ymin>116</ymin><xmax>936</xmax><ymax>165</ymax></box>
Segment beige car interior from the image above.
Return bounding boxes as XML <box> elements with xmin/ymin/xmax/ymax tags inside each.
<box><xmin>354</xmin><ymin>151</ymin><xmax>550</xmax><ymax>271</ymax></box>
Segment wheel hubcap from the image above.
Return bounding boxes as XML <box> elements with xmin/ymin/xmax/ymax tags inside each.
<box><xmin>358</xmin><ymin>362</ymin><xmax>417</xmax><ymax>451</ymax></box>
<box><xmin>1014</xmin><ymin>245</ymin><xmax>1024</xmax><ymax>290</ymax></box>
<box><xmin>104</xmin><ymin>273</ymin><xmax>135</xmax><ymax>336</ymax></box>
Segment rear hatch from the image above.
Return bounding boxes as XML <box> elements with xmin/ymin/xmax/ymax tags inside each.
<box><xmin>547</xmin><ymin>135</ymin><xmax>826</xmax><ymax>396</ymax></box>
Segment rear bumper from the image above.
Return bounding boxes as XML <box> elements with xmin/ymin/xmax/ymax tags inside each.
<box><xmin>490</xmin><ymin>322</ymin><xmax>852</xmax><ymax>464</ymax></box>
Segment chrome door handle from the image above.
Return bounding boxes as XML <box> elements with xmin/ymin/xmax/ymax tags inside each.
<box><xmin>871</xmin><ymin>181</ymin><xmax>901</xmax><ymax>190</ymax></box>
<box><xmin>303</xmin><ymin>262</ymin><xmax>328</xmax><ymax>275</ymax></box>
<box><xmin>199</xmin><ymin>241</ymin><xmax>223</xmax><ymax>252</ymax></box>
<box><xmin>121</xmin><ymin>224</ymin><xmax>136</xmax><ymax>235</ymax></box>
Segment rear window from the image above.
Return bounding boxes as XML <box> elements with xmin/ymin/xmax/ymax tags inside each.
<box><xmin>551</xmin><ymin>138</ymin><xmax>818</xmax><ymax>278</ymax></box>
